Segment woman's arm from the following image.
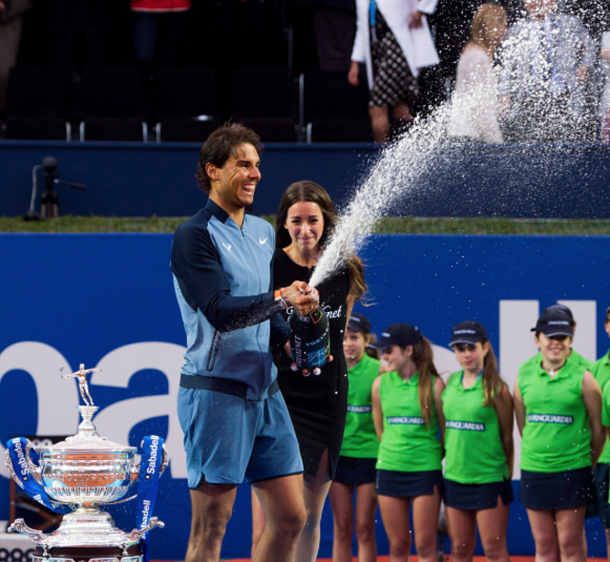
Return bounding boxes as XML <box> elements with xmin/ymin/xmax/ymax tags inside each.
<box><xmin>495</xmin><ymin>383</ymin><xmax>515</xmax><ymax>478</ymax></box>
<box><xmin>372</xmin><ymin>375</ymin><xmax>384</xmax><ymax>442</ymax></box>
<box><xmin>433</xmin><ymin>376</ymin><xmax>446</xmax><ymax>445</ymax></box>
<box><xmin>582</xmin><ymin>370</ymin><xmax>604</xmax><ymax>468</ymax></box>
<box><xmin>513</xmin><ymin>377</ymin><xmax>525</xmax><ymax>437</ymax></box>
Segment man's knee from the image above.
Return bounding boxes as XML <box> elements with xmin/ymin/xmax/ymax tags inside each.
<box><xmin>192</xmin><ymin>501</ymin><xmax>233</xmax><ymax>541</ymax></box>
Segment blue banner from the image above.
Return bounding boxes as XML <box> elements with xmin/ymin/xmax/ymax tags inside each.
<box><xmin>1</xmin><ymin>233</ymin><xmax>610</xmax><ymax>558</ymax></box>
<box><xmin>6</xmin><ymin>438</ymin><xmax>72</xmax><ymax>514</ymax></box>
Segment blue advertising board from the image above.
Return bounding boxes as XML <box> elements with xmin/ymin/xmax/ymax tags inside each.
<box><xmin>1</xmin><ymin>233</ymin><xmax>609</xmax><ymax>558</ymax></box>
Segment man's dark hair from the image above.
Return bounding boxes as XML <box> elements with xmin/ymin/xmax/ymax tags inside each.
<box><xmin>196</xmin><ymin>123</ymin><xmax>263</xmax><ymax>193</ymax></box>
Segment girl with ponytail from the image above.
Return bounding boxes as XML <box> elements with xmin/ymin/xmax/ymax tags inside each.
<box><xmin>442</xmin><ymin>321</ymin><xmax>514</xmax><ymax>562</ymax></box>
<box><xmin>370</xmin><ymin>323</ymin><xmax>445</xmax><ymax>562</ymax></box>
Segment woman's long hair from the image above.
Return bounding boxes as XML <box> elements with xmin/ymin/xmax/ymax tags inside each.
<box><xmin>275</xmin><ymin>180</ymin><xmax>367</xmax><ymax>302</ymax></box>
<box><xmin>409</xmin><ymin>336</ymin><xmax>439</xmax><ymax>427</ymax></box>
<box><xmin>465</xmin><ymin>3</ymin><xmax>507</xmax><ymax>59</ymax></box>
<box><xmin>480</xmin><ymin>339</ymin><xmax>503</xmax><ymax>406</ymax></box>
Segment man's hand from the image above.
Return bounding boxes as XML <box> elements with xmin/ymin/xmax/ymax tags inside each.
<box><xmin>409</xmin><ymin>11</ymin><xmax>423</xmax><ymax>29</ymax></box>
<box><xmin>280</xmin><ymin>281</ymin><xmax>319</xmax><ymax>316</ymax></box>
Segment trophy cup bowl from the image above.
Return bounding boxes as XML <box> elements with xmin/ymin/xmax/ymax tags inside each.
<box><xmin>25</xmin><ymin>426</ymin><xmax>140</xmax><ymax>508</ymax></box>
<box><xmin>5</xmin><ymin>365</ymin><xmax>168</xmax><ymax>562</ymax></box>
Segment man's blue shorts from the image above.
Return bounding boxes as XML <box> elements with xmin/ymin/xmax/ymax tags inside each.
<box><xmin>178</xmin><ymin>384</ymin><xmax>303</xmax><ymax>489</ymax></box>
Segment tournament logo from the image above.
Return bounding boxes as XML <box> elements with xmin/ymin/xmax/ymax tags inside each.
<box><xmin>527</xmin><ymin>413</ymin><xmax>573</xmax><ymax>424</ymax></box>
<box><xmin>348</xmin><ymin>405</ymin><xmax>373</xmax><ymax>414</ymax></box>
<box><xmin>446</xmin><ymin>420</ymin><xmax>486</xmax><ymax>431</ymax></box>
<box><xmin>387</xmin><ymin>416</ymin><xmax>425</xmax><ymax>425</ymax></box>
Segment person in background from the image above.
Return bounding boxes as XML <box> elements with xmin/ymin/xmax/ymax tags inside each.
<box><xmin>521</xmin><ymin>304</ymin><xmax>594</xmax><ymax>371</ymax></box>
<box><xmin>600</xmin><ymin>32</ymin><xmax>610</xmax><ymax>141</ymax></box>
<box><xmin>349</xmin><ymin>0</ymin><xmax>440</xmax><ymax>142</ymax></box>
<box><xmin>131</xmin><ymin>0</ymin><xmax>190</xmax><ymax>74</ymax></box>
<box><xmin>330</xmin><ymin>312</ymin><xmax>381</xmax><ymax>562</ymax></box>
<box><xmin>313</xmin><ymin>0</ymin><xmax>356</xmax><ymax>72</ymax></box>
<box><xmin>513</xmin><ymin>308</ymin><xmax>604</xmax><ymax>562</ymax></box>
<box><xmin>442</xmin><ymin>321</ymin><xmax>513</xmax><ymax>562</ymax></box>
<box><xmin>0</xmin><ymin>0</ymin><xmax>32</xmax><ymax>116</ymax></box>
<box><xmin>498</xmin><ymin>0</ymin><xmax>596</xmax><ymax>142</ymax></box>
<box><xmin>592</xmin><ymin>304</ymin><xmax>610</xmax><ymax>557</ymax></box>
<box><xmin>447</xmin><ymin>4</ymin><xmax>508</xmax><ymax>142</ymax></box>
<box><xmin>371</xmin><ymin>323</ymin><xmax>445</xmax><ymax>562</ymax></box>
<box><xmin>252</xmin><ymin>180</ymin><xmax>367</xmax><ymax>562</ymax></box>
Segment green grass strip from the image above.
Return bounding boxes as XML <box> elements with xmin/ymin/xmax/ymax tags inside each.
<box><xmin>0</xmin><ymin>215</ymin><xmax>609</xmax><ymax>235</ymax></box>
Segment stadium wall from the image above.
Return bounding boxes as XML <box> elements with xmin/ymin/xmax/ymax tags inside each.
<box><xmin>2</xmin><ymin>141</ymin><xmax>610</xmax><ymax>218</ymax></box>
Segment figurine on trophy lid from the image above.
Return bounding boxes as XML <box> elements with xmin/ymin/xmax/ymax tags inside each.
<box><xmin>5</xmin><ymin>363</ymin><xmax>169</xmax><ymax>562</ymax></box>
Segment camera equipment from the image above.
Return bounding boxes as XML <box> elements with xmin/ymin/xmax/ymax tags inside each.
<box><xmin>24</xmin><ymin>157</ymin><xmax>87</xmax><ymax>220</ymax></box>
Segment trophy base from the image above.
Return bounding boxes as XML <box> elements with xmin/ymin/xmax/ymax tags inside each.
<box><xmin>9</xmin><ymin>508</ymin><xmax>142</xmax><ymax>549</ymax></box>
<box><xmin>32</xmin><ymin>543</ymin><xmax>143</xmax><ymax>562</ymax></box>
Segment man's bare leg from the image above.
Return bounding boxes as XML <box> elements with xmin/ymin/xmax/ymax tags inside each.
<box><xmin>252</xmin><ymin>473</ymin><xmax>307</xmax><ymax>562</ymax></box>
<box><xmin>185</xmin><ymin>479</ymin><xmax>237</xmax><ymax>562</ymax></box>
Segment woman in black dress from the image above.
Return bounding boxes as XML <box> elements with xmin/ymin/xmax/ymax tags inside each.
<box><xmin>251</xmin><ymin>180</ymin><xmax>367</xmax><ymax>562</ymax></box>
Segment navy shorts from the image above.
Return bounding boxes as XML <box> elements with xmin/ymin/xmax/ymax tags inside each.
<box><xmin>520</xmin><ymin>467</ymin><xmax>593</xmax><ymax>510</ymax></box>
<box><xmin>177</xmin><ymin>385</ymin><xmax>303</xmax><ymax>488</ymax></box>
<box><xmin>334</xmin><ymin>456</ymin><xmax>377</xmax><ymax>485</ymax></box>
<box><xmin>444</xmin><ymin>478</ymin><xmax>514</xmax><ymax>510</ymax></box>
<box><xmin>376</xmin><ymin>469</ymin><xmax>443</xmax><ymax>498</ymax></box>
<box><xmin>593</xmin><ymin>463</ymin><xmax>610</xmax><ymax>527</ymax></box>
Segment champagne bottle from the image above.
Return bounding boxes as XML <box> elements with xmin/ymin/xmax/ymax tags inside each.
<box><xmin>289</xmin><ymin>306</ymin><xmax>330</xmax><ymax>376</ymax></box>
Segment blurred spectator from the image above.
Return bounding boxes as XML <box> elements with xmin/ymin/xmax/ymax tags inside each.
<box><xmin>44</xmin><ymin>0</ymin><xmax>107</xmax><ymax>71</ymax></box>
<box><xmin>434</xmin><ymin>0</ymin><xmax>518</xmax><ymax>89</ymax></box>
<box><xmin>313</xmin><ymin>0</ymin><xmax>356</xmax><ymax>72</ymax></box>
<box><xmin>498</xmin><ymin>0</ymin><xmax>596</xmax><ymax>142</ymax></box>
<box><xmin>447</xmin><ymin>3</ymin><xmax>507</xmax><ymax>142</ymax></box>
<box><xmin>349</xmin><ymin>0</ymin><xmax>440</xmax><ymax>142</ymax></box>
<box><xmin>600</xmin><ymin>31</ymin><xmax>610</xmax><ymax>141</ymax></box>
<box><xmin>434</xmin><ymin>0</ymin><xmax>485</xmax><ymax>86</ymax></box>
<box><xmin>131</xmin><ymin>0</ymin><xmax>190</xmax><ymax>74</ymax></box>
<box><xmin>0</xmin><ymin>0</ymin><xmax>32</xmax><ymax>115</ymax></box>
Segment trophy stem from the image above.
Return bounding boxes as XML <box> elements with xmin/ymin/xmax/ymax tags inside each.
<box><xmin>76</xmin><ymin>405</ymin><xmax>99</xmax><ymax>437</ymax></box>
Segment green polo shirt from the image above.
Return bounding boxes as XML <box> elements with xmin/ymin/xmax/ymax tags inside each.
<box><xmin>376</xmin><ymin>371</ymin><xmax>442</xmax><ymax>472</ymax></box>
<box><xmin>442</xmin><ymin>371</ymin><xmax>509</xmax><ymax>484</ymax></box>
<box><xmin>595</xmin><ymin>350</ymin><xmax>610</xmax><ymax>463</ymax></box>
<box><xmin>341</xmin><ymin>354</ymin><xmax>381</xmax><ymax>458</ymax></box>
<box><xmin>518</xmin><ymin>355</ymin><xmax>590</xmax><ymax>472</ymax></box>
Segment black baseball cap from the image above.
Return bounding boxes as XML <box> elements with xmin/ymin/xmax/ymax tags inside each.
<box><xmin>369</xmin><ymin>323</ymin><xmax>422</xmax><ymax>348</ymax></box>
<box><xmin>531</xmin><ymin>309</ymin><xmax>574</xmax><ymax>337</ymax></box>
<box><xmin>347</xmin><ymin>312</ymin><xmax>372</xmax><ymax>334</ymax></box>
<box><xmin>449</xmin><ymin>321</ymin><xmax>488</xmax><ymax>347</ymax></box>
<box><xmin>543</xmin><ymin>303</ymin><xmax>573</xmax><ymax>321</ymax></box>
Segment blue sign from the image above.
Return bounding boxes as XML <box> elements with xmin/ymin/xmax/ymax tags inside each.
<box><xmin>1</xmin><ymin>233</ymin><xmax>609</xmax><ymax>558</ymax></box>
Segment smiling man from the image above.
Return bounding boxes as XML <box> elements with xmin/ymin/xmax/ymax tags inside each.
<box><xmin>170</xmin><ymin>124</ymin><xmax>319</xmax><ymax>562</ymax></box>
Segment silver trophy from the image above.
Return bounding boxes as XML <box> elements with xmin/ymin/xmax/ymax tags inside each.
<box><xmin>5</xmin><ymin>364</ymin><xmax>169</xmax><ymax>562</ymax></box>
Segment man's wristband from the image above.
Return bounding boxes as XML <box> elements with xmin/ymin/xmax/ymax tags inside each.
<box><xmin>274</xmin><ymin>289</ymin><xmax>288</xmax><ymax>310</ymax></box>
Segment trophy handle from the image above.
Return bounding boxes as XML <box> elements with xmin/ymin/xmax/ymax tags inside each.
<box><xmin>8</xmin><ymin>518</ymin><xmax>46</xmax><ymax>543</ymax></box>
<box><xmin>24</xmin><ymin>439</ymin><xmax>43</xmax><ymax>485</ymax></box>
<box><xmin>128</xmin><ymin>516</ymin><xmax>165</xmax><ymax>542</ymax></box>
